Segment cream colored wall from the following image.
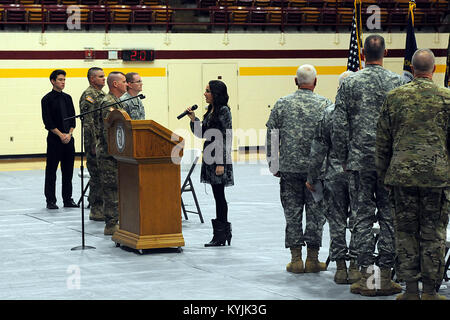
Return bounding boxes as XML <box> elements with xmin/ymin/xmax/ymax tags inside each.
<box><xmin>0</xmin><ymin>31</ymin><xmax>448</xmax><ymax>155</ymax></box>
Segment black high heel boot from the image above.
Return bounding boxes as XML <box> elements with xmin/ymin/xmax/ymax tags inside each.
<box><xmin>205</xmin><ymin>219</ymin><xmax>228</xmax><ymax>247</ymax></box>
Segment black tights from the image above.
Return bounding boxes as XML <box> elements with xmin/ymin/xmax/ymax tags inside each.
<box><xmin>211</xmin><ymin>184</ymin><xmax>228</xmax><ymax>223</ymax></box>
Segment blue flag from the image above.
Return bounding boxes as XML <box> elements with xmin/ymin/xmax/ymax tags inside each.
<box><xmin>403</xmin><ymin>1</ymin><xmax>418</xmax><ymax>83</ymax></box>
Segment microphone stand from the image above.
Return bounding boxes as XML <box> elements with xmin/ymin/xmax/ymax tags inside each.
<box><xmin>65</xmin><ymin>94</ymin><xmax>145</xmax><ymax>251</ymax></box>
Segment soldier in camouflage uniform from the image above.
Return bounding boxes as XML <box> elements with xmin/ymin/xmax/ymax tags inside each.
<box><xmin>332</xmin><ymin>35</ymin><xmax>406</xmax><ymax>296</ymax></box>
<box><xmin>120</xmin><ymin>72</ymin><xmax>145</xmax><ymax>120</ymax></box>
<box><xmin>376</xmin><ymin>49</ymin><xmax>450</xmax><ymax>300</ymax></box>
<box><xmin>79</xmin><ymin>67</ymin><xmax>105</xmax><ymax>221</ymax></box>
<box><xmin>307</xmin><ymin>71</ymin><xmax>360</xmax><ymax>284</ymax></box>
<box><xmin>96</xmin><ymin>71</ymin><xmax>128</xmax><ymax>236</ymax></box>
<box><xmin>266</xmin><ymin>64</ymin><xmax>332</xmax><ymax>274</ymax></box>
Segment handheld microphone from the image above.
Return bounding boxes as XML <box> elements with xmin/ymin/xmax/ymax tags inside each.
<box><xmin>177</xmin><ymin>104</ymin><xmax>198</xmax><ymax>120</ymax></box>
<box><xmin>138</xmin><ymin>94</ymin><xmax>146</xmax><ymax>99</ymax></box>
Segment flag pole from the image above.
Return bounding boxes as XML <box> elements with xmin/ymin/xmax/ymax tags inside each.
<box><xmin>402</xmin><ymin>0</ymin><xmax>418</xmax><ymax>82</ymax></box>
<box><xmin>346</xmin><ymin>0</ymin><xmax>363</xmax><ymax>72</ymax></box>
<box><xmin>445</xmin><ymin>34</ymin><xmax>450</xmax><ymax>88</ymax></box>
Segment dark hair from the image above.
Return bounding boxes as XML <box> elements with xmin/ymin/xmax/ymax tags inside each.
<box><xmin>125</xmin><ymin>72</ymin><xmax>139</xmax><ymax>83</ymax></box>
<box><xmin>203</xmin><ymin>80</ymin><xmax>229</xmax><ymax>123</ymax></box>
<box><xmin>49</xmin><ymin>69</ymin><xmax>66</xmax><ymax>82</ymax></box>
<box><xmin>87</xmin><ymin>67</ymin><xmax>103</xmax><ymax>80</ymax></box>
<box><xmin>363</xmin><ymin>35</ymin><xmax>385</xmax><ymax>62</ymax></box>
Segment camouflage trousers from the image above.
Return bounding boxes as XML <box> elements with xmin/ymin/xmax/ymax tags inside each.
<box><xmin>390</xmin><ymin>186</ymin><xmax>449</xmax><ymax>284</ymax></box>
<box><xmin>348</xmin><ymin>170</ymin><xmax>395</xmax><ymax>268</ymax></box>
<box><xmin>97</xmin><ymin>152</ymin><xmax>119</xmax><ymax>226</ymax></box>
<box><xmin>280</xmin><ymin>172</ymin><xmax>326</xmax><ymax>248</ymax></box>
<box><xmin>324</xmin><ymin>175</ymin><xmax>358</xmax><ymax>261</ymax></box>
<box><xmin>85</xmin><ymin>151</ymin><xmax>103</xmax><ymax>213</ymax></box>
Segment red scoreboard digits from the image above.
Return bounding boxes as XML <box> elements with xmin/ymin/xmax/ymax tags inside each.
<box><xmin>122</xmin><ymin>50</ymin><xmax>154</xmax><ymax>61</ymax></box>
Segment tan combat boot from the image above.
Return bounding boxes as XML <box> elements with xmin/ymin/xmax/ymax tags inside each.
<box><xmin>396</xmin><ymin>281</ymin><xmax>420</xmax><ymax>300</ymax></box>
<box><xmin>347</xmin><ymin>259</ymin><xmax>361</xmax><ymax>284</ymax></box>
<box><xmin>334</xmin><ymin>259</ymin><xmax>348</xmax><ymax>284</ymax></box>
<box><xmin>377</xmin><ymin>268</ymin><xmax>402</xmax><ymax>296</ymax></box>
<box><xmin>421</xmin><ymin>280</ymin><xmax>447</xmax><ymax>300</ymax></box>
<box><xmin>286</xmin><ymin>247</ymin><xmax>304</xmax><ymax>273</ymax></box>
<box><xmin>89</xmin><ymin>206</ymin><xmax>105</xmax><ymax>221</ymax></box>
<box><xmin>350</xmin><ymin>266</ymin><xmax>377</xmax><ymax>296</ymax></box>
<box><xmin>104</xmin><ymin>223</ymin><xmax>119</xmax><ymax>236</ymax></box>
<box><xmin>421</xmin><ymin>293</ymin><xmax>447</xmax><ymax>300</ymax></box>
<box><xmin>304</xmin><ymin>247</ymin><xmax>327</xmax><ymax>273</ymax></box>
<box><xmin>396</xmin><ymin>293</ymin><xmax>421</xmax><ymax>300</ymax></box>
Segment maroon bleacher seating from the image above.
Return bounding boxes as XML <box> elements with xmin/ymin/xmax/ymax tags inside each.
<box><xmin>47</xmin><ymin>4</ymin><xmax>68</xmax><ymax>24</ymax></box>
<box><xmin>90</xmin><ymin>4</ymin><xmax>109</xmax><ymax>23</ymax></box>
<box><xmin>5</xmin><ymin>4</ymin><xmax>27</xmax><ymax>22</ymax></box>
<box><xmin>132</xmin><ymin>5</ymin><xmax>153</xmax><ymax>23</ymax></box>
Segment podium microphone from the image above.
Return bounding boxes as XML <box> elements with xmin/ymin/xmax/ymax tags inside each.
<box><xmin>177</xmin><ymin>104</ymin><xmax>198</xmax><ymax>120</ymax></box>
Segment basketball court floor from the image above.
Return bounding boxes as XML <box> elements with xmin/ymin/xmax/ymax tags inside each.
<box><xmin>0</xmin><ymin>157</ymin><xmax>448</xmax><ymax>301</ymax></box>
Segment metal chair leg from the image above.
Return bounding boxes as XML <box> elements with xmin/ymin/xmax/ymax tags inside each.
<box><xmin>77</xmin><ymin>181</ymin><xmax>90</xmax><ymax>207</ymax></box>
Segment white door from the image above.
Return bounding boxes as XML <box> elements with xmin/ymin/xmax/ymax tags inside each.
<box><xmin>201</xmin><ymin>63</ymin><xmax>238</xmax><ymax>150</ymax></box>
<box><xmin>167</xmin><ymin>63</ymin><xmax>203</xmax><ymax>152</ymax></box>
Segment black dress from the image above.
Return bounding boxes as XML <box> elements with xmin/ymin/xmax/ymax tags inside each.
<box><xmin>190</xmin><ymin>105</ymin><xmax>234</xmax><ymax>187</ymax></box>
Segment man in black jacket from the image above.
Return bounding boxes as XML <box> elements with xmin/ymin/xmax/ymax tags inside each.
<box><xmin>41</xmin><ymin>69</ymin><xmax>78</xmax><ymax>209</ymax></box>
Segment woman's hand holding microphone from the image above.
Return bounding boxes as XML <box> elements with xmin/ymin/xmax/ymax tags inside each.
<box><xmin>186</xmin><ymin>107</ymin><xmax>196</xmax><ymax>121</ymax></box>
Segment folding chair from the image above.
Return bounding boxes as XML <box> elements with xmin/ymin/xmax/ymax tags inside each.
<box><xmin>181</xmin><ymin>155</ymin><xmax>204</xmax><ymax>223</ymax></box>
<box><xmin>77</xmin><ymin>170</ymin><xmax>90</xmax><ymax>208</ymax></box>
<box><xmin>444</xmin><ymin>240</ymin><xmax>450</xmax><ymax>282</ymax></box>
<box><xmin>370</xmin><ymin>224</ymin><xmax>399</xmax><ymax>280</ymax></box>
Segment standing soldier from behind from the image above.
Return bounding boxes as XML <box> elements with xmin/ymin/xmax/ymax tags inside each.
<box><xmin>376</xmin><ymin>49</ymin><xmax>450</xmax><ymax>300</ymax></box>
<box><xmin>266</xmin><ymin>64</ymin><xmax>332</xmax><ymax>274</ymax></box>
<box><xmin>121</xmin><ymin>72</ymin><xmax>146</xmax><ymax>120</ymax></box>
<box><xmin>96</xmin><ymin>71</ymin><xmax>128</xmax><ymax>235</ymax></box>
<box><xmin>306</xmin><ymin>71</ymin><xmax>360</xmax><ymax>285</ymax></box>
<box><xmin>79</xmin><ymin>67</ymin><xmax>106</xmax><ymax>221</ymax></box>
<box><xmin>332</xmin><ymin>34</ymin><xmax>406</xmax><ymax>296</ymax></box>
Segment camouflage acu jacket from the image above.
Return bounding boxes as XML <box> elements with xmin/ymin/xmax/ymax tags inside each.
<box><xmin>96</xmin><ymin>93</ymin><xmax>125</xmax><ymax>153</ymax></box>
<box><xmin>307</xmin><ymin>104</ymin><xmax>346</xmax><ymax>183</ymax></box>
<box><xmin>332</xmin><ymin>64</ymin><xmax>405</xmax><ymax>171</ymax></box>
<box><xmin>376</xmin><ymin>77</ymin><xmax>450</xmax><ymax>187</ymax></box>
<box><xmin>120</xmin><ymin>91</ymin><xmax>145</xmax><ymax>120</ymax></box>
<box><xmin>266</xmin><ymin>88</ymin><xmax>332</xmax><ymax>173</ymax></box>
<box><xmin>79</xmin><ymin>85</ymin><xmax>105</xmax><ymax>146</ymax></box>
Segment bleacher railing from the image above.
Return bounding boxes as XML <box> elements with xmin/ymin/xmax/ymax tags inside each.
<box><xmin>0</xmin><ymin>0</ymin><xmax>448</xmax><ymax>32</ymax></box>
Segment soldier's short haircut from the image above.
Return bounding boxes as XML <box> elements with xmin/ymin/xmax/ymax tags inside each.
<box><xmin>364</xmin><ymin>35</ymin><xmax>385</xmax><ymax>62</ymax></box>
<box><xmin>49</xmin><ymin>69</ymin><xmax>66</xmax><ymax>81</ymax></box>
<box><xmin>87</xmin><ymin>67</ymin><xmax>103</xmax><ymax>80</ymax></box>
<box><xmin>296</xmin><ymin>64</ymin><xmax>317</xmax><ymax>85</ymax></box>
<box><xmin>412</xmin><ymin>49</ymin><xmax>435</xmax><ymax>73</ymax></box>
<box><xmin>125</xmin><ymin>72</ymin><xmax>139</xmax><ymax>83</ymax></box>
<box><xmin>107</xmin><ymin>71</ymin><xmax>125</xmax><ymax>87</ymax></box>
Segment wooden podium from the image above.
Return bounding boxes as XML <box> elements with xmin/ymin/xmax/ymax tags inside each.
<box><xmin>106</xmin><ymin>109</ymin><xmax>185</xmax><ymax>250</ymax></box>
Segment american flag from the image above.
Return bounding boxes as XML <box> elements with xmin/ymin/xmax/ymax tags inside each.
<box><xmin>347</xmin><ymin>1</ymin><xmax>363</xmax><ymax>72</ymax></box>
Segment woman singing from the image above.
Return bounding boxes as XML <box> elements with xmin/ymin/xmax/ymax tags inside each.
<box><xmin>186</xmin><ymin>80</ymin><xmax>234</xmax><ymax>247</ymax></box>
